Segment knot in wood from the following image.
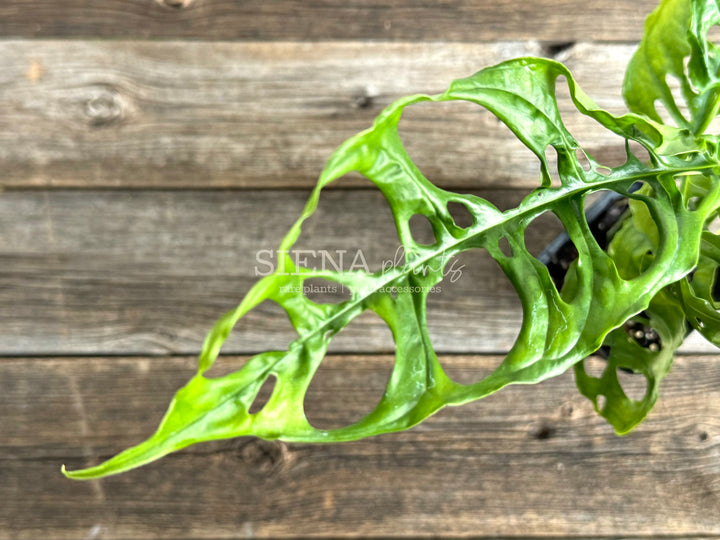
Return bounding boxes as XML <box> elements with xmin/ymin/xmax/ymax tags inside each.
<box><xmin>237</xmin><ymin>439</ymin><xmax>288</xmax><ymax>476</ymax></box>
<box><xmin>84</xmin><ymin>86</ymin><xmax>126</xmax><ymax>127</ymax></box>
<box><xmin>154</xmin><ymin>0</ymin><xmax>194</xmax><ymax>8</ymax></box>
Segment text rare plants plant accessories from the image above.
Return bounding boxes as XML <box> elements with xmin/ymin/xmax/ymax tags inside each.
<box><xmin>64</xmin><ymin>0</ymin><xmax>720</xmax><ymax>479</ymax></box>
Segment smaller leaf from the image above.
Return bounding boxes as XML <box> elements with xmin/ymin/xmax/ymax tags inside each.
<box><xmin>623</xmin><ymin>0</ymin><xmax>720</xmax><ymax>134</ymax></box>
<box><xmin>574</xmin><ymin>287</ymin><xmax>685</xmax><ymax>434</ymax></box>
<box><xmin>575</xmin><ymin>171</ymin><xmax>719</xmax><ymax>432</ymax></box>
<box><xmin>678</xmin><ymin>229</ymin><xmax>720</xmax><ymax>345</ymax></box>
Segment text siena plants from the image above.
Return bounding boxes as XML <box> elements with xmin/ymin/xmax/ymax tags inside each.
<box><xmin>64</xmin><ymin>0</ymin><xmax>720</xmax><ymax>479</ymax></box>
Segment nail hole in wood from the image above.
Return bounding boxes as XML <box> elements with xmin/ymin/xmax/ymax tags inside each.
<box><xmin>529</xmin><ymin>422</ymin><xmax>555</xmax><ymax>440</ymax></box>
<box><xmin>352</xmin><ymin>87</ymin><xmax>378</xmax><ymax>109</ymax></box>
<box><xmin>542</xmin><ymin>41</ymin><xmax>576</xmax><ymax>59</ymax></box>
<box><xmin>155</xmin><ymin>0</ymin><xmax>194</xmax><ymax>8</ymax></box>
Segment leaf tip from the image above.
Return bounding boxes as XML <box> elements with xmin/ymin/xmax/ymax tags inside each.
<box><xmin>61</xmin><ymin>463</ymin><xmax>88</xmax><ymax>480</ymax></box>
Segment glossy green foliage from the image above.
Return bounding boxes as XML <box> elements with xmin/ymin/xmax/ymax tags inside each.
<box><xmin>624</xmin><ymin>0</ymin><xmax>720</xmax><ymax>134</ymax></box>
<box><xmin>575</xmin><ymin>0</ymin><xmax>720</xmax><ymax>433</ymax></box>
<box><xmin>64</xmin><ymin>0</ymin><xmax>720</xmax><ymax>479</ymax></box>
<box><xmin>574</xmin><ymin>191</ymin><xmax>695</xmax><ymax>433</ymax></box>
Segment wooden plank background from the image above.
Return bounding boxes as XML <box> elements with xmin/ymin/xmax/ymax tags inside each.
<box><xmin>2</xmin><ymin>356</ymin><xmax>719</xmax><ymax>539</ymax></box>
<box><xmin>0</xmin><ymin>0</ymin><xmax>659</xmax><ymax>41</ymax></box>
<box><xmin>0</xmin><ymin>41</ymin><xmax>637</xmax><ymax>189</ymax></box>
<box><xmin>1</xmin><ymin>0</ymin><xmax>718</xmax><ymax>539</ymax></box>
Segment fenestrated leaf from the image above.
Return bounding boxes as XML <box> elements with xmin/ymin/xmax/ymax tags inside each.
<box><xmin>674</xmin><ymin>175</ymin><xmax>720</xmax><ymax>346</ymax></box>
<box><xmin>574</xmin><ymin>191</ymin><xmax>690</xmax><ymax>434</ymax></box>
<box><xmin>63</xmin><ymin>55</ymin><xmax>720</xmax><ymax>479</ymax></box>
<box><xmin>574</xmin><ymin>289</ymin><xmax>686</xmax><ymax>435</ymax></box>
<box><xmin>623</xmin><ymin>0</ymin><xmax>720</xmax><ymax>134</ymax></box>
<box><xmin>680</xmin><ymin>229</ymin><xmax>720</xmax><ymax>345</ymax></box>
<box><xmin>574</xmin><ymin>0</ymin><xmax>720</xmax><ymax>434</ymax></box>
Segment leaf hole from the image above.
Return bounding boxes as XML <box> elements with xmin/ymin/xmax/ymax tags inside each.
<box><xmin>583</xmin><ymin>356</ymin><xmax>608</xmax><ymax>379</ymax></box>
<box><xmin>303</xmin><ymin>277</ymin><xmax>352</xmax><ymax>304</ymax></box>
<box><xmin>292</xmin><ymin>179</ymin><xmax>402</xmax><ymax>273</ymax></box>
<box><xmin>575</xmin><ymin>148</ymin><xmax>592</xmax><ymax>172</ymax></box>
<box><xmin>398</xmin><ymin>99</ymin><xmax>543</xmax><ymax>189</ymax></box>
<box><xmin>596</xmin><ymin>394</ymin><xmax>607</xmax><ymax>412</ymax></box>
<box><xmin>409</xmin><ymin>214</ymin><xmax>436</xmax><ymax>246</ymax></box>
<box><xmin>526</xmin><ymin>210</ymin><xmax>576</xmax><ymax>258</ymax></box>
<box><xmin>544</xmin><ymin>146</ymin><xmax>562</xmax><ymax>187</ymax></box>
<box><xmin>687</xmin><ymin>196</ymin><xmax>702</xmax><ymax>211</ymax></box>
<box><xmin>204</xmin><ymin>300</ymin><xmax>296</xmax><ymax>378</ymax></box>
<box><xmin>475</xmin><ymin>188</ymin><xmax>528</xmax><ymax>212</ymax></box>
<box><xmin>682</xmin><ymin>55</ymin><xmax>700</xmax><ymax>94</ymax></box>
<box><xmin>498</xmin><ymin>236</ymin><xmax>513</xmax><ymax>258</ymax></box>
<box><xmin>595</xmin><ymin>166</ymin><xmax>612</xmax><ymax>176</ymax></box>
<box><xmin>304</xmin><ymin>312</ymin><xmax>394</xmax><ymax>429</ymax></box>
<box><xmin>707</xmin><ymin>25</ymin><xmax>720</xmax><ymax>46</ymax></box>
<box><xmin>249</xmin><ymin>375</ymin><xmax>277</xmax><ymax>414</ymax></box>
<box><xmin>524</xmin><ymin>210</ymin><xmax>577</xmax><ymax>296</ymax></box>
<box><xmin>709</xmin><ymin>215</ymin><xmax>720</xmax><ymax>234</ymax></box>
<box><xmin>426</xmin><ymin>250</ymin><xmax>522</xmax><ymax>356</ymax></box>
<box><xmin>447</xmin><ymin>200</ymin><xmax>474</xmax><ymax>229</ymax></box>
<box><xmin>555</xmin><ymin>75</ymin><xmax>630</xmax><ymax>170</ymax></box>
<box><xmin>654</xmin><ymin>100</ymin><xmax>675</xmax><ymax>126</ymax></box>
<box><xmin>616</xmin><ymin>368</ymin><xmax>648</xmax><ymax>402</ymax></box>
<box><xmin>326</xmin><ymin>309</ymin><xmax>395</xmax><ymax>353</ymax></box>
<box><xmin>627</xmin><ymin>140</ymin><xmax>652</xmax><ymax>166</ymax></box>
<box><xmin>665</xmin><ymin>75</ymin><xmax>689</xmax><ymax>124</ymax></box>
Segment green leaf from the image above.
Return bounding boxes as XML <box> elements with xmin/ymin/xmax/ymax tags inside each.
<box><xmin>577</xmin><ymin>171</ymin><xmax>719</xmax><ymax>432</ymax></box>
<box><xmin>574</xmin><ymin>288</ymin><xmax>686</xmax><ymax>434</ymax></box>
<box><xmin>680</xmin><ymin>229</ymin><xmax>720</xmax><ymax>345</ymax></box>
<box><xmin>63</xmin><ymin>56</ymin><xmax>720</xmax><ymax>480</ymax></box>
<box><xmin>623</xmin><ymin>0</ymin><xmax>720</xmax><ymax>134</ymax></box>
<box><xmin>575</xmin><ymin>0</ymin><xmax>720</xmax><ymax>434</ymax></box>
<box><xmin>577</xmin><ymin>0</ymin><xmax>720</xmax><ymax>434</ymax></box>
<box><xmin>676</xmin><ymin>174</ymin><xmax>720</xmax><ymax>346</ymax></box>
<box><xmin>574</xmin><ymin>189</ymin><xmax>691</xmax><ymax>434</ymax></box>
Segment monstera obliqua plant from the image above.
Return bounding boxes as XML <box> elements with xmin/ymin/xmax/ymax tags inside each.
<box><xmin>64</xmin><ymin>0</ymin><xmax>720</xmax><ymax>479</ymax></box>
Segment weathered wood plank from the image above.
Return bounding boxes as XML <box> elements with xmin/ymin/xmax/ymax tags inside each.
<box><xmin>0</xmin><ymin>41</ymin><xmax>641</xmax><ymax>189</ymax></box>
<box><xmin>1</xmin><ymin>355</ymin><xmax>718</xmax><ymax>539</ymax></box>
<box><xmin>1</xmin><ymin>189</ymin><xmax>715</xmax><ymax>356</ymax></box>
<box><xmin>0</xmin><ymin>0</ymin><xmax>657</xmax><ymax>42</ymax></box>
<box><xmin>0</xmin><ymin>189</ymin><xmax>521</xmax><ymax>355</ymax></box>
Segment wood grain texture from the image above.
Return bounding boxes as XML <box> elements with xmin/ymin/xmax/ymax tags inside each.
<box><xmin>1</xmin><ymin>354</ymin><xmax>718</xmax><ymax>539</ymax></box>
<box><xmin>0</xmin><ymin>41</ymin><xmax>643</xmax><ymax>189</ymax></box>
<box><xmin>2</xmin><ymin>189</ymin><xmax>715</xmax><ymax>356</ymax></box>
<box><xmin>0</xmin><ymin>0</ymin><xmax>657</xmax><ymax>42</ymax></box>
